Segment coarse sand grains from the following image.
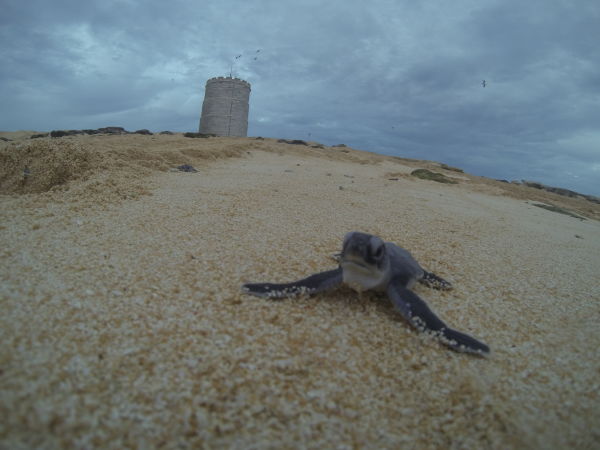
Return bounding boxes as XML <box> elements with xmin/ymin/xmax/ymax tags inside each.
<box><xmin>1</xmin><ymin>134</ymin><xmax>599</xmax><ymax>448</ymax></box>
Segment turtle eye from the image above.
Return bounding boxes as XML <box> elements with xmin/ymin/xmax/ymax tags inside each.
<box><xmin>373</xmin><ymin>245</ymin><xmax>384</xmax><ymax>259</ymax></box>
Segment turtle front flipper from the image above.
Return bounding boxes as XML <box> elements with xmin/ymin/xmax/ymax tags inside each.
<box><xmin>386</xmin><ymin>278</ymin><xmax>489</xmax><ymax>355</ymax></box>
<box><xmin>242</xmin><ymin>267</ymin><xmax>343</xmax><ymax>299</ymax></box>
<box><xmin>419</xmin><ymin>271</ymin><xmax>452</xmax><ymax>290</ymax></box>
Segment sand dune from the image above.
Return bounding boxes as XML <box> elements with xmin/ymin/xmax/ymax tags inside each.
<box><xmin>1</xmin><ymin>134</ymin><xmax>599</xmax><ymax>448</ymax></box>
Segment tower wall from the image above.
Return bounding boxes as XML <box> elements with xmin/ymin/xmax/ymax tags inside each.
<box><xmin>199</xmin><ymin>77</ymin><xmax>251</xmax><ymax>137</ymax></box>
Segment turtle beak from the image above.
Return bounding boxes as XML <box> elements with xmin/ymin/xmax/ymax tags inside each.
<box><xmin>340</xmin><ymin>241</ymin><xmax>374</xmax><ymax>272</ymax></box>
<box><xmin>340</xmin><ymin>255</ymin><xmax>369</xmax><ymax>270</ymax></box>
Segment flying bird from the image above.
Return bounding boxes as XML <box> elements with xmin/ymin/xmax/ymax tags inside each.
<box><xmin>482</xmin><ymin>80</ymin><xmax>487</xmax><ymax>88</ymax></box>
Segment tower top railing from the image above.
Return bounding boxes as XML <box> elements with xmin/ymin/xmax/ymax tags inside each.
<box><xmin>206</xmin><ymin>77</ymin><xmax>251</xmax><ymax>89</ymax></box>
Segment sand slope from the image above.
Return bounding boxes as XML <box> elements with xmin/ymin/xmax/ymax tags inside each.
<box><xmin>1</xmin><ymin>134</ymin><xmax>599</xmax><ymax>448</ymax></box>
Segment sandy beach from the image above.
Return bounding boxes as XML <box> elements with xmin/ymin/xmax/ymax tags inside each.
<box><xmin>1</xmin><ymin>133</ymin><xmax>599</xmax><ymax>448</ymax></box>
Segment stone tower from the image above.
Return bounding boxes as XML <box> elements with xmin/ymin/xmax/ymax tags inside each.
<box><xmin>198</xmin><ymin>77</ymin><xmax>251</xmax><ymax>137</ymax></box>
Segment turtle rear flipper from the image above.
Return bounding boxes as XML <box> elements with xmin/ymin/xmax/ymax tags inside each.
<box><xmin>419</xmin><ymin>271</ymin><xmax>452</xmax><ymax>290</ymax></box>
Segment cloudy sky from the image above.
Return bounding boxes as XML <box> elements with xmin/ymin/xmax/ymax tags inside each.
<box><xmin>1</xmin><ymin>0</ymin><xmax>599</xmax><ymax>195</ymax></box>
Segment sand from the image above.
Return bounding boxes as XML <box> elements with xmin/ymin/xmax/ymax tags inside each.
<box><xmin>1</xmin><ymin>134</ymin><xmax>599</xmax><ymax>449</ymax></box>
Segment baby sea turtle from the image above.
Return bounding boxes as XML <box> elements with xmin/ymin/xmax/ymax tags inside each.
<box><xmin>242</xmin><ymin>231</ymin><xmax>489</xmax><ymax>355</ymax></box>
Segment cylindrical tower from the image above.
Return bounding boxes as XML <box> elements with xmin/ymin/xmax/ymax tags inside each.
<box><xmin>199</xmin><ymin>77</ymin><xmax>251</xmax><ymax>137</ymax></box>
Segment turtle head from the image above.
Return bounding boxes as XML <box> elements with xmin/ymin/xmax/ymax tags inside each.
<box><xmin>340</xmin><ymin>232</ymin><xmax>390</xmax><ymax>291</ymax></box>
